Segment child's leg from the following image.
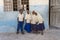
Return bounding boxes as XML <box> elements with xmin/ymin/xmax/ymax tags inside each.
<box><xmin>32</xmin><ymin>24</ymin><xmax>37</xmax><ymax>33</ymax></box>
<box><xmin>31</xmin><ymin>24</ymin><xmax>34</xmax><ymax>33</ymax></box>
<box><xmin>34</xmin><ymin>27</ymin><xmax>39</xmax><ymax>34</ymax></box>
<box><xmin>20</xmin><ymin>26</ymin><xmax>23</xmax><ymax>32</ymax></box>
<box><xmin>41</xmin><ymin>23</ymin><xmax>45</xmax><ymax>35</ymax></box>
<box><xmin>40</xmin><ymin>31</ymin><xmax>44</xmax><ymax>35</ymax></box>
<box><xmin>17</xmin><ymin>22</ymin><xmax>20</xmax><ymax>34</ymax></box>
<box><xmin>20</xmin><ymin>22</ymin><xmax>24</xmax><ymax>34</ymax></box>
<box><xmin>40</xmin><ymin>23</ymin><xmax>44</xmax><ymax>35</ymax></box>
<box><xmin>36</xmin><ymin>25</ymin><xmax>39</xmax><ymax>33</ymax></box>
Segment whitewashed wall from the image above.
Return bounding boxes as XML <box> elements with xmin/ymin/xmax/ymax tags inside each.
<box><xmin>29</xmin><ymin>0</ymin><xmax>48</xmax><ymax>5</ymax></box>
<box><xmin>0</xmin><ymin>0</ymin><xmax>3</xmax><ymax>12</ymax></box>
<box><xmin>0</xmin><ymin>0</ymin><xmax>49</xmax><ymax>32</ymax></box>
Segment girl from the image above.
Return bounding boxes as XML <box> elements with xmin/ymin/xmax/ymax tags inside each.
<box><xmin>37</xmin><ymin>13</ymin><xmax>45</xmax><ymax>35</ymax></box>
<box><xmin>24</xmin><ymin>10</ymin><xmax>32</xmax><ymax>33</ymax></box>
<box><xmin>16</xmin><ymin>9</ymin><xmax>24</xmax><ymax>34</ymax></box>
<box><xmin>31</xmin><ymin>11</ymin><xmax>38</xmax><ymax>33</ymax></box>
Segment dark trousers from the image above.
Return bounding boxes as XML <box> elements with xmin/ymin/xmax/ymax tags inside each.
<box><xmin>17</xmin><ymin>21</ymin><xmax>24</xmax><ymax>32</ymax></box>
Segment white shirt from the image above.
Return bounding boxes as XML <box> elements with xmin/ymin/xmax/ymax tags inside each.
<box><xmin>31</xmin><ymin>15</ymin><xmax>38</xmax><ymax>24</ymax></box>
<box><xmin>25</xmin><ymin>14</ymin><xmax>31</xmax><ymax>23</ymax></box>
<box><xmin>37</xmin><ymin>14</ymin><xmax>44</xmax><ymax>24</ymax></box>
<box><xmin>18</xmin><ymin>13</ymin><xmax>24</xmax><ymax>21</ymax></box>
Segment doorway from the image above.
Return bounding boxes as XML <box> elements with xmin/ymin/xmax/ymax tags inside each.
<box><xmin>49</xmin><ymin>0</ymin><xmax>60</xmax><ymax>28</ymax></box>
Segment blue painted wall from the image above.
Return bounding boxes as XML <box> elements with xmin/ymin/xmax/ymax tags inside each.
<box><xmin>0</xmin><ymin>5</ymin><xmax>49</xmax><ymax>33</ymax></box>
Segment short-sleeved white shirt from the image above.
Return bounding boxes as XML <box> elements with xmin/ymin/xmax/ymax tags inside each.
<box><xmin>31</xmin><ymin>15</ymin><xmax>38</xmax><ymax>24</ymax></box>
<box><xmin>25</xmin><ymin>14</ymin><xmax>31</xmax><ymax>23</ymax></box>
<box><xmin>18</xmin><ymin>13</ymin><xmax>24</xmax><ymax>21</ymax></box>
<box><xmin>37</xmin><ymin>14</ymin><xmax>44</xmax><ymax>23</ymax></box>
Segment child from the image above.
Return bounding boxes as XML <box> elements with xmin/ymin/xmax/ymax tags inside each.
<box><xmin>31</xmin><ymin>11</ymin><xmax>38</xmax><ymax>33</ymax></box>
<box><xmin>16</xmin><ymin>9</ymin><xmax>24</xmax><ymax>34</ymax></box>
<box><xmin>24</xmin><ymin>10</ymin><xmax>32</xmax><ymax>33</ymax></box>
<box><xmin>37</xmin><ymin>13</ymin><xmax>45</xmax><ymax>35</ymax></box>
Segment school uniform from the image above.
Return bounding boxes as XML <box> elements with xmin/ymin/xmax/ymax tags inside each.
<box><xmin>37</xmin><ymin>14</ymin><xmax>45</xmax><ymax>31</ymax></box>
<box><xmin>17</xmin><ymin>13</ymin><xmax>24</xmax><ymax>32</ymax></box>
<box><xmin>31</xmin><ymin>15</ymin><xmax>38</xmax><ymax>32</ymax></box>
<box><xmin>24</xmin><ymin>13</ymin><xmax>32</xmax><ymax>33</ymax></box>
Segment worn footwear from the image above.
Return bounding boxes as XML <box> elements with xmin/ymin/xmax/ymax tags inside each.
<box><xmin>16</xmin><ymin>32</ymin><xmax>19</xmax><ymax>34</ymax></box>
<box><xmin>41</xmin><ymin>31</ymin><xmax>44</xmax><ymax>35</ymax></box>
<box><xmin>21</xmin><ymin>32</ymin><xmax>25</xmax><ymax>34</ymax></box>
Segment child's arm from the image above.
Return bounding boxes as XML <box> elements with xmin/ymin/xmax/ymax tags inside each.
<box><xmin>23</xmin><ymin>17</ymin><xmax>26</xmax><ymax>22</ymax></box>
<box><xmin>30</xmin><ymin>14</ymin><xmax>32</xmax><ymax>23</ymax></box>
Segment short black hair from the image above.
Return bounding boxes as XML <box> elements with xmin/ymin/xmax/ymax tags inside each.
<box><xmin>19</xmin><ymin>9</ymin><xmax>23</xmax><ymax>11</ymax></box>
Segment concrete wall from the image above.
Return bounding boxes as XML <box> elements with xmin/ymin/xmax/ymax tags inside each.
<box><xmin>0</xmin><ymin>0</ymin><xmax>49</xmax><ymax>33</ymax></box>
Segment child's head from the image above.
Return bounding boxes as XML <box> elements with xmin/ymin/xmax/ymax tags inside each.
<box><xmin>34</xmin><ymin>12</ymin><xmax>37</xmax><ymax>16</ymax></box>
<box><xmin>32</xmin><ymin>11</ymin><xmax>37</xmax><ymax>15</ymax></box>
<box><xmin>19</xmin><ymin>9</ymin><xmax>23</xmax><ymax>14</ymax></box>
<box><xmin>32</xmin><ymin>11</ymin><xmax>35</xmax><ymax>15</ymax></box>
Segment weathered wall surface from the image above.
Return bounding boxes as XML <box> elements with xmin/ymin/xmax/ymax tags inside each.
<box><xmin>50</xmin><ymin>0</ymin><xmax>60</xmax><ymax>27</ymax></box>
<box><xmin>0</xmin><ymin>0</ymin><xmax>49</xmax><ymax>32</ymax></box>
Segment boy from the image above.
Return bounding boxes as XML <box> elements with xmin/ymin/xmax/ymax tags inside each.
<box><xmin>24</xmin><ymin>10</ymin><xmax>32</xmax><ymax>33</ymax></box>
<box><xmin>16</xmin><ymin>9</ymin><xmax>24</xmax><ymax>34</ymax></box>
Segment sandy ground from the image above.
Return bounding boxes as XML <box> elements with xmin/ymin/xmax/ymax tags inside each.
<box><xmin>0</xmin><ymin>29</ymin><xmax>60</xmax><ymax>40</ymax></box>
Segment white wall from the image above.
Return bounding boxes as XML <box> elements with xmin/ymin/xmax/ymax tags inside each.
<box><xmin>0</xmin><ymin>0</ymin><xmax>49</xmax><ymax>32</ymax></box>
<box><xmin>0</xmin><ymin>0</ymin><xmax>3</xmax><ymax>12</ymax></box>
<box><xmin>29</xmin><ymin>0</ymin><xmax>49</xmax><ymax>5</ymax></box>
<box><xmin>0</xmin><ymin>0</ymin><xmax>3</xmax><ymax>6</ymax></box>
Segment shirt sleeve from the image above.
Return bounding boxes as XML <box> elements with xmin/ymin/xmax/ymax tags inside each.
<box><xmin>30</xmin><ymin>13</ymin><xmax>33</xmax><ymax>20</ymax></box>
<box><xmin>38</xmin><ymin>13</ymin><xmax>44</xmax><ymax>21</ymax></box>
<box><xmin>36</xmin><ymin>16</ymin><xmax>39</xmax><ymax>22</ymax></box>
